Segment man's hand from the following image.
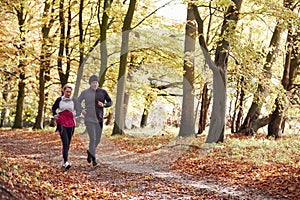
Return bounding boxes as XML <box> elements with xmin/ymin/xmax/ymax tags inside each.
<box><xmin>98</xmin><ymin>101</ymin><xmax>104</xmax><ymax>107</ymax></box>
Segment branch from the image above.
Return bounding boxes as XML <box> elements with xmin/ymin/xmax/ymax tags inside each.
<box><xmin>131</xmin><ymin>0</ymin><xmax>174</xmax><ymax>30</ymax></box>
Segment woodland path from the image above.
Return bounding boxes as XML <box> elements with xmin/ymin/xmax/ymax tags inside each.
<box><xmin>0</xmin><ymin>130</ymin><xmax>280</xmax><ymax>199</ymax></box>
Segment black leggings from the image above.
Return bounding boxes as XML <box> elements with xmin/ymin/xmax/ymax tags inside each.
<box><xmin>58</xmin><ymin>125</ymin><xmax>75</xmax><ymax>162</ymax></box>
<box><xmin>85</xmin><ymin>121</ymin><xmax>103</xmax><ymax>158</ymax></box>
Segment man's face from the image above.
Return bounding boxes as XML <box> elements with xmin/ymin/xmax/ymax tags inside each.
<box><xmin>90</xmin><ymin>81</ymin><xmax>99</xmax><ymax>90</ymax></box>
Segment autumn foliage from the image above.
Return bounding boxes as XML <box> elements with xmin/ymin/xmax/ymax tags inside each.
<box><xmin>0</xmin><ymin>129</ymin><xmax>299</xmax><ymax>199</ymax></box>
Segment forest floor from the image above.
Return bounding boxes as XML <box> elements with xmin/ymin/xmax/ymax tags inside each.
<box><xmin>0</xmin><ymin>127</ymin><xmax>299</xmax><ymax>199</ymax></box>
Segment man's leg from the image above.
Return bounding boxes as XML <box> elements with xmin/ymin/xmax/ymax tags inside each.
<box><xmin>95</xmin><ymin>121</ymin><xmax>103</xmax><ymax>148</ymax></box>
<box><xmin>85</xmin><ymin>122</ymin><xmax>96</xmax><ymax>156</ymax></box>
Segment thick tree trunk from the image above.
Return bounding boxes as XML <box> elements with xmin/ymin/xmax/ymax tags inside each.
<box><xmin>192</xmin><ymin>0</ymin><xmax>243</xmax><ymax>143</ymax></box>
<box><xmin>13</xmin><ymin>71</ymin><xmax>25</xmax><ymax>129</ymax></box>
<box><xmin>179</xmin><ymin>3</ymin><xmax>196</xmax><ymax>137</ymax></box>
<box><xmin>240</xmin><ymin>22</ymin><xmax>283</xmax><ymax>134</ymax></box>
<box><xmin>13</xmin><ymin>1</ymin><xmax>27</xmax><ymax>129</ymax></box>
<box><xmin>268</xmin><ymin>98</ymin><xmax>283</xmax><ymax>138</ymax></box>
<box><xmin>268</xmin><ymin>2</ymin><xmax>299</xmax><ymax>137</ymax></box>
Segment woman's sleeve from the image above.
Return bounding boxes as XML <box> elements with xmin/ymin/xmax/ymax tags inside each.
<box><xmin>52</xmin><ymin>97</ymin><xmax>61</xmax><ymax>116</ymax></box>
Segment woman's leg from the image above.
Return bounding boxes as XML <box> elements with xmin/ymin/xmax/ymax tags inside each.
<box><xmin>60</xmin><ymin>126</ymin><xmax>69</xmax><ymax>163</ymax></box>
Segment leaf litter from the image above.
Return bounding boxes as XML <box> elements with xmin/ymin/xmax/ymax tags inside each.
<box><xmin>0</xmin><ymin>129</ymin><xmax>298</xmax><ymax>199</ymax></box>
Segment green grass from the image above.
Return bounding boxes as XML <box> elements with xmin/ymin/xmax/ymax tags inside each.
<box><xmin>210</xmin><ymin>134</ymin><xmax>300</xmax><ymax>165</ymax></box>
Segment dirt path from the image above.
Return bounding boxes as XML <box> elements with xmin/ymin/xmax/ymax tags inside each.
<box><xmin>0</xmin><ymin>130</ymin><xmax>280</xmax><ymax>199</ymax></box>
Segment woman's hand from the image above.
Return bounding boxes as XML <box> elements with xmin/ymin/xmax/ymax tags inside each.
<box><xmin>81</xmin><ymin>109</ymin><xmax>87</xmax><ymax>116</ymax></box>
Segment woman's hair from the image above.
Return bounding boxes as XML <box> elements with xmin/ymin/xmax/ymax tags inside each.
<box><xmin>63</xmin><ymin>83</ymin><xmax>73</xmax><ymax>91</ymax></box>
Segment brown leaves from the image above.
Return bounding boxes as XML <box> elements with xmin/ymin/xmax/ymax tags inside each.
<box><xmin>1</xmin><ymin>129</ymin><xmax>299</xmax><ymax>199</ymax></box>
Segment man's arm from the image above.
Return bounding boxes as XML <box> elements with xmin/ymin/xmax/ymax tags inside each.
<box><xmin>104</xmin><ymin>91</ymin><xmax>113</xmax><ymax>108</ymax></box>
<box><xmin>73</xmin><ymin>97</ymin><xmax>83</xmax><ymax>117</ymax></box>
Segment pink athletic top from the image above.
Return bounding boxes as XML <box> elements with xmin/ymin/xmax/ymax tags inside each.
<box><xmin>55</xmin><ymin>110</ymin><xmax>76</xmax><ymax>127</ymax></box>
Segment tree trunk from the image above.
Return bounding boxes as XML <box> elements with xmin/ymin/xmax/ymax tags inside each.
<box><xmin>179</xmin><ymin>3</ymin><xmax>196</xmax><ymax>137</ymax></box>
<box><xmin>235</xmin><ymin>78</ymin><xmax>245</xmax><ymax>132</ymax></box>
<box><xmin>123</xmin><ymin>92</ymin><xmax>130</xmax><ymax>129</ymax></box>
<box><xmin>197</xmin><ymin>83</ymin><xmax>211</xmax><ymax>134</ymax></box>
<box><xmin>74</xmin><ymin>0</ymin><xmax>85</xmax><ymax>97</ymax></box>
<box><xmin>13</xmin><ymin>1</ymin><xmax>27</xmax><ymax>129</ymax></box>
<box><xmin>240</xmin><ymin>23</ymin><xmax>283</xmax><ymax>134</ymax></box>
<box><xmin>99</xmin><ymin>0</ymin><xmax>112</xmax><ymax>87</ymax></box>
<box><xmin>0</xmin><ymin>83</ymin><xmax>8</xmax><ymax>127</ymax></box>
<box><xmin>57</xmin><ymin>0</ymin><xmax>68</xmax><ymax>87</ymax></box>
<box><xmin>268</xmin><ymin>98</ymin><xmax>283</xmax><ymax>138</ymax></box>
<box><xmin>13</xmin><ymin>71</ymin><xmax>26</xmax><ymax>129</ymax></box>
<box><xmin>34</xmin><ymin>0</ymin><xmax>55</xmax><ymax>129</ymax></box>
<box><xmin>268</xmin><ymin>0</ymin><xmax>299</xmax><ymax>138</ymax></box>
<box><xmin>140</xmin><ymin>108</ymin><xmax>148</xmax><ymax>128</ymax></box>
<box><xmin>112</xmin><ymin>0</ymin><xmax>136</xmax><ymax>135</ymax></box>
<box><xmin>34</xmin><ymin>54</ymin><xmax>47</xmax><ymax>129</ymax></box>
<box><xmin>193</xmin><ymin>0</ymin><xmax>243</xmax><ymax>143</ymax></box>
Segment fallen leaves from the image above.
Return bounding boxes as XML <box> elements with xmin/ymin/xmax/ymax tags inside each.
<box><xmin>1</xmin><ymin>129</ymin><xmax>300</xmax><ymax>199</ymax></box>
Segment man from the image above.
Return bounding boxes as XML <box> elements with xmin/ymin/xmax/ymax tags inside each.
<box><xmin>78</xmin><ymin>75</ymin><xmax>113</xmax><ymax>167</ymax></box>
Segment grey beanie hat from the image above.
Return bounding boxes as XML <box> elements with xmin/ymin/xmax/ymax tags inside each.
<box><xmin>89</xmin><ymin>75</ymin><xmax>99</xmax><ymax>84</ymax></box>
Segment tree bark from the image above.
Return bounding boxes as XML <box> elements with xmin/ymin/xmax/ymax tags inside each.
<box><xmin>235</xmin><ymin>77</ymin><xmax>245</xmax><ymax>132</ymax></box>
<box><xmin>197</xmin><ymin>83</ymin><xmax>211</xmax><ymax>134</ymax></box>
<box><xmin>112</xmin><ymin>0</ymin><xmax>136</xmax><ymax>135</ymax></box>
<box><xmin>74</xmin><ymin>0</ymin><xmax>85</xmax><ymax>97</ymax></box>
<box><xmin>140</xmin><ymin>108</ymin><xmax>148</xmax><ymax>128</ymax></box>
<box><xmin>13</xmin><ymin>1</ymin><xmax>27</xmax><ymax>129</ymax></box>
<box><xmin>99</xmin><ymin>0</ymin><xmax>113</xmax><ymax>87</ymax></box>
<box><xmin>0</xmin><ymin>83</ymin><xmax>8</xmax><ymax>127</ymax></box>
<box><xmin>240</xmin><ymin>23</ymin><xmax>282</xmax><ymax>134</ymax></box>
<box><xmin>34</xmin><ymin>0</ymin><xmax>56</xmax><ymax>129</ymax></box>
<box><xmin>57</xmin><ymin>0</ymin><xmax>68</xmax><ymax>87</ymax></box>
<box><xmin>179</xmin><ymin>3</ymin><xmax>196</xmax><ymax>137</ymax></box>
<box><xmin>193</xmin><ymin>0</ymin><xmax>243</xmax><ymax>143</ymax></box>
<box><xmin>268</xmin><ymin>0</ymin><xmax>299</xmax><ymax>138</ymax></box>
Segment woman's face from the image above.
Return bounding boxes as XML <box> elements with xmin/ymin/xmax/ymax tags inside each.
<box><xmin>64</xmin><ymin>87</ymin><xmax>72</xmax><ymax>98</ymax></box>
<box><xmin>90</xmin><ymin>81</ymin><xmax>99</xmax><ymax>91</ymax></box>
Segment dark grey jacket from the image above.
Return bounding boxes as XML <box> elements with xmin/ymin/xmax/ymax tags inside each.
<box><xmin>78</xmin><ymin>87</ymin><xmax>112</xmax><ymax>123</ymax></box>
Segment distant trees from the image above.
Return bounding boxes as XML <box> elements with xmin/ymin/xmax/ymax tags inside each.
<box><xmin>0</xmin><ymin>0</ymin><xmax>299</xmax><ymax>141</ymax></box>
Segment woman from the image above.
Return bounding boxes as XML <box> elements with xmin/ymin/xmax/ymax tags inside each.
<box><xmin>52</xmin><ymin>84</ymin><xmax>82</xmax><ymax>169</ymax></box>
